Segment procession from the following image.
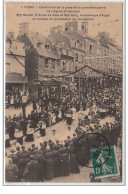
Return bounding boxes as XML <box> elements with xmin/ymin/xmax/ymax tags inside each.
<box><xmin>5</xmin><ymin>83</ymin><xmax>122</xmax><ymax>182</ymax></box>
<box><xmin>5</xmin><ymin>18</ymin><xmax>123</xmax><ymax>183</ymax></box>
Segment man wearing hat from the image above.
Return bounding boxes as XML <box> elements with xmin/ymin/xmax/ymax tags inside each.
<box><xmin>44</xmin><ymin>149</ymin><xmax>54</xmax><ymax>180</ymax></box>
<box><xmin>23</xmin><ymin>155</ymin><xmax>40</xmax><ymax>182</ymax></box>
<box><xmin>5</xmin><ymin>158</ymin><xmax>18</xmax><ymax>182</ymax></box>
<box><xmin>69</xmin><ymin>142</ymin><xmax>80</xmax><ymax>174</ymax></box>
<box><xmin>8</xmin><ymin>148</ymin><xmax>18</xmax><ymax>165</ymax></box>
<box><xmin>59</xmin><ymin>146</ymin><xmax>70</xmax><ymax>177</ymax></box>
<box><xmin>16</xmin><ymin>146</ymin><xmax>22</xmax><ymax>161</ymax></box>
<box><xmin>20</xmin><ymin>146</ymin><xmax>29</xmax><ymax>159</ymax></box>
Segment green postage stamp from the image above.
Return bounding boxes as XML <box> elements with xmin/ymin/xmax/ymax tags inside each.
<box><xmin>91</xmin><ymin>146</ymin><xmax>119</xmax><ymax>178</ymax></box>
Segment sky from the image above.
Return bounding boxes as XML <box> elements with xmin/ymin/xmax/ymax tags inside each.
<box><xmin>6</xmin><ymin>2</ymin><xmax>123</xmax><ymax>46</ymax></box>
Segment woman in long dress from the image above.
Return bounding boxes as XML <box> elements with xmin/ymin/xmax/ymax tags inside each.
<box><xmin>69</xmin><ymin>143</ymin><xmax>80</xmax><ymax>174</ymax></box>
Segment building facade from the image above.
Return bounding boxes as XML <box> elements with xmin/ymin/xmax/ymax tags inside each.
<box><xmin>6</xmin><ymin>32</ymin><xmax>28</xmax><ymax>95</ymax></box>
<box><xmin>17</xmin><ymin>23</ymin><xmax>60</xmax><ymax>99</ymax></box>
<box><xmin>15</xmin><ymin>22</ymin><xmax>122</xmax><ymax>99</ymax></box>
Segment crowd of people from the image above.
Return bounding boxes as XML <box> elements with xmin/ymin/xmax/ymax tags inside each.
<box><xmin>5</xmin><ymin>89</ymin><xmax>29</xmax><ymax>109</ymax></box>
<box><xmin>5</xmin><ymin>84</ymin><xmax>122</xmax><ymax>182</ymax></box>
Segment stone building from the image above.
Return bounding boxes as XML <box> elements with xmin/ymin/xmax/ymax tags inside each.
<box><xmin>48</xmin><ymin>26</ymin><xmax>74</xmax><ymax>92</ymax></box>
<box><xmin>16</xmin><ymin>22</ymin><xmax>122</xmax><ymax>98</ymax></box>
<box><xmin>6</xmin><ymin>32</ymin><xmax>27</xmax><ymax>95</ymax></box>
<box><xmin>17</xmin><ymin>23</ymin><xmax>59</xmax><ymax>99</ymax></box>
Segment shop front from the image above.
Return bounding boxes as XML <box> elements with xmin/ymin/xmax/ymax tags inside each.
<box><xmin>6</xmin><ymin>72</ymin><xmax>28</xmax><ymax>94</ymax></box>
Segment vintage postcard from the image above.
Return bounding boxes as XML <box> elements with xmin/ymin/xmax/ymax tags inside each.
<box><xmin>4</xmin><ymin>1</ymin><xmax>124</xmax><ymax>185</ymax></box>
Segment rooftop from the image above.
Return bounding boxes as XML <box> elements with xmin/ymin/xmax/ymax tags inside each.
<box><xmin>26</xmin><ymin>31</ymin><xmax>58</xmax><ymax>59</ymax></box>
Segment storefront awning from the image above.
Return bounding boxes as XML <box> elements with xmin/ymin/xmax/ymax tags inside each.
<box><xmin>6</xmin><ymin>73</ymin><xmax>28</xmax><ymax>84</ymax></box>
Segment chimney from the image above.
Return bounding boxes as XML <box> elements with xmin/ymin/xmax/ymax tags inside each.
<box><xmin>65</xmin><ymin>21</ymin><xmax>78</xmax><ymax>31</ymax></box>
<box><xmin>81</xmin><ymin>22</ymin><xmax>88</xmax><ymax>33</ymax></box>
<box><xmin>50</xmin><ymin>26</ymin><xmax>63</xmax><ymax>35</ymax></box>
<box><xmin>19</xmin><ymin>22</ymin><xmax>29</xmax><ymax>36</ymax></box>
<box><xmin>8</xmin><ymin>32</ymin><xmax>14</xmax><ymax>38</ymax></box>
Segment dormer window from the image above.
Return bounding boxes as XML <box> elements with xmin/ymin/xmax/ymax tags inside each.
<box><xmin>37</xmin><ymin>42</ymin><xmax>42</xmax><ymax>47</ymax></box>
<box><xmin>45</xmin><ymin>44</ymin><xmax>50</xmax><ymax>49</ymax></box>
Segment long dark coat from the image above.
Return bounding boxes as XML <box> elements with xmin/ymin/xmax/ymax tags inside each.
<box><xmin>52</xmin><ymin>149</ymin><xmax>61</xmax><ymax>178</ymax></box>
<box><xmin>59</xmin><ymin>147</ymin><xmax>70</xmax><ymax>176</ymax></box>
<box><xmin>34</xmin><ymin>154</ymin><xmax>44</xmax><ymax>181</ymax></box>
<box><xmin>8</xmin><ymin>154</ymin><xmax>18</xmax><ymax>165</ymax></box>
<box><xmin>69</xmin><ymin>146</ymin><xmax>80</xmax><ymax>174</ymax></box>
<box><xmin>44</xmin><ymin>151</ymin><xmax>54</xmax><ymax>180</ymax></box>
<box><xmin>17</xmin><ymin>159</ymin><xmax>26</xmax><ymax>181</ymax></box>
<box><xmin>6</xmin><ymin>163</ymin><xmax>18</xmax><ymax>182</ymax></box>
<box><xmin>23</xmin><ymin>160</ymin><xmax>40</xmax><ymax>182</ymax></box>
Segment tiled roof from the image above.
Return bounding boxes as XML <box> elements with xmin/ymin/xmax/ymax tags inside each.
<box><xmin>63</xmin><ymin>30</ymin><xmax>85</xmax><ymax>42</ymax></box>
<box><xmin>48</xmin><ymin>32</ymin><xmax>71</xmax><ymax>49</ymax></box>
<box><xmin>99</xmin><ymin>37</ymin><xmax>109</xmax><ymax>48</ymax></box>
<box><xmin>27</xmin><ymin>31</ymin><xmax>58</xmax><ymax>59</ymax></box>
<box><xmin>6</xmin><ymin>36</ymin><xmax>23</xmax><ymax>43</ymax></box>
<box><xmin>64</xmin><ymin>29</ymin><xmax>97</xmax><ymax>43</ymax></box>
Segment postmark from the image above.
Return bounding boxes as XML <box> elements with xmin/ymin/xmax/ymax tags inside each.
<box><xmin>91</xmin><ymin>145</ymin><xmax>119</xmax><ymax>178</ymax></box>
<box><xmin>75</xmin><ymin>133</ymin><xmax>110</xmax><ymax>168</ymax></box>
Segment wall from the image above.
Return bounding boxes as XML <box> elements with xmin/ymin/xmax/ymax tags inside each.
<box><xmin>6</xmin><ymin>54</ymin><xmax>25</xmax><ymax>75</ymax></box>
<box><xmin>38</xmin><ymin>56</ymin><xmax>60</xmax><ymax>81</ymax></box>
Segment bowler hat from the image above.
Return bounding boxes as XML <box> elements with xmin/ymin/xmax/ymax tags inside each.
<box><xmin>16</xmin><ymin>146</ymin><xmax>20</xmax><ymax>151</ymax></box>
<box><xmin>10</xmin><ymin>148</ymin><xmax>15</xmax><ymax>153</ymax></box>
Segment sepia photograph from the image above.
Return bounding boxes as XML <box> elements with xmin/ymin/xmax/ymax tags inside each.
<box><xmin>4</xmin><ymin>1</ymin><xmax>124</xmax><ymax>185</ymax></box>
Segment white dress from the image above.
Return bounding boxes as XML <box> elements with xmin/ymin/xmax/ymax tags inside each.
<box><xmin>52</xmin><ymin>114</ymin><xmax>56</xmax><ymax>124</ymax></box>
<box><xmin>10</xmin><ymin>97</ymin><xmax>14</xmax><ymax>105</ymax></box>
<box><xmin>72</xmin><ymin>107</ymin><xmax>76</xmax><ymax>120</ymax></box>
<box><xmin>58</xmin><ymin>111</ymin><xmax>62</xmax><ymax>119</ymax></box>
